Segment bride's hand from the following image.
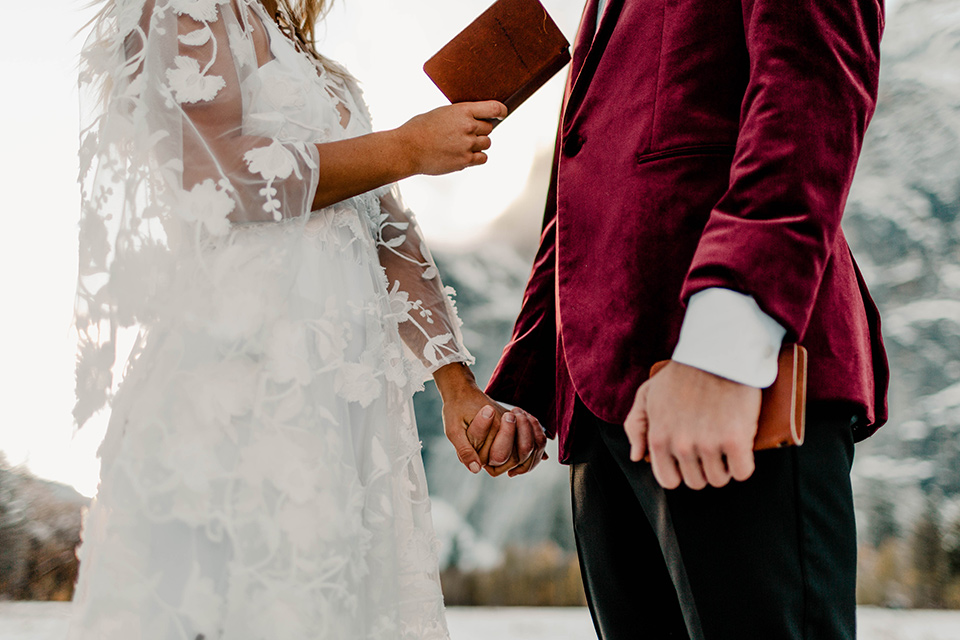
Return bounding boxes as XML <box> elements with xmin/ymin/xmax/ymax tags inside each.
<box><xmin>396</xmin><ymin>101</ymin><xmax>508</xmax><ymax>176</ymax></box>
<box><xmin>433</xmin><ymin>363</ymin><xmax>507</xmax><ymax>474</ymax></box>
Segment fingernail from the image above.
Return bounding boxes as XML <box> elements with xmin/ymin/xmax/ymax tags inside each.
<box><xmin>469</xmin><ymin>462</ymin><xmax>481</xmax><ymax>474</ymax></box>
<box><xmin>504</xmin><ymin>413</ymin><xmax>516</xmax><ymax>423</ymax></box>
<box><xmin>481</xmin><ymin>406</ymin><xmax>494</xmax><ymax>419</ymax></box>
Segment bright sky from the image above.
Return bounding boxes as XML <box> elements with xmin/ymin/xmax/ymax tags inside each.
<box><xmin>0</xmin><ymin>0</ymin><xmax>582</xmax><ymax>497</ymax></box>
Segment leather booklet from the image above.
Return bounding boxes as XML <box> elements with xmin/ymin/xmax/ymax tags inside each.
<box><xmin>423</xmin><ymin>0</ymin><xmax>571</xmax><ymax>121</ymax></box>
<box><xmin>649</xmin><ymin>344</ymin><xmax>808</xmax><ymax>452</ymax></box>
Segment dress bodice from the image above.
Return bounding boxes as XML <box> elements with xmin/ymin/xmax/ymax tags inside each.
<box><xmin>75</xmin><ymin>0</ymin><xmax>472</xmax><ymax>429</ymax></box>
<box><xmin>241</xmin><ymin>26</ymin><xmax>370</xmax><ymax>144</ymax></box>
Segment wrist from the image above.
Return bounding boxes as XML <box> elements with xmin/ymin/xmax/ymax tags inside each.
<box><xmin>386</xmin><ymin>125</ymin><xmax>421</xmax><ymax>178</ymax></box>
<box><xmin>433</xmin><ymin>362</ymin><xmax>478</xmax><ymax>400</ymax></box>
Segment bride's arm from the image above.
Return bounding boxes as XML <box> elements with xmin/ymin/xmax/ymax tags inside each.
<box><xmin>311</xmin><ymin>102</ymin><xmax>505</xmax><ymax>211</ymax></box>
<box><xmin>170</xmin><ymin>2</ymin><xmax>505</xmax><ymax>222</ymax></box>
<box><xmin>374</xmin><ymin>189</ymin><xmax>547</xmax><ymax>476</ymax></box>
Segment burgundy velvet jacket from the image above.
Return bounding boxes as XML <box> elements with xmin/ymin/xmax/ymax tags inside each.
<box><xmin>486</xmin><ymin>0</ymin><xmax>890</xmax><ymax>463</ymax></box>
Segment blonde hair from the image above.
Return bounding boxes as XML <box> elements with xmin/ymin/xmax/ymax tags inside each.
<box><xmin>273</xmin><ymin>1</ymin><xmax>332</xmax><ymax>61</ymax></box>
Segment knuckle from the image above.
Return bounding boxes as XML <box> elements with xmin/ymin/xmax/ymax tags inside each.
<box><xmin>698</xmin><ymin>441</ymin><xmax>723</xmax><ymax>459</ymax></box>
<box><xmin>672</xmin><ymin>441</ymin><xmax>695</xmax><ymax>460</ymax></box>
<box><xmin>648</xmin><ymin>441</ymin><xmax>669</xmax><ymax>459</ymax></box>
<box><xmin>648</xmin><ymin>432</ymin><xmax>669</xmax><ymax>450</ymax></box>
<box><xmin>719</xmin><ymin>436</ymin><xmax>741</xmax><ymax>452</ymax></box>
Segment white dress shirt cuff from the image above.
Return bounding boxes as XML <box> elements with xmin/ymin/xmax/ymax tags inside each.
<box><xmin>671</xmin><ymin>288</ymin><xmax>787</xmax><ymax>389</ymax></box>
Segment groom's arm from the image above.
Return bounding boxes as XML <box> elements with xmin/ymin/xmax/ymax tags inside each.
<box><xmin>626</xmin><ymin>0</ymin><xmax>883</xmax><ymax>490</ymax></box>
<box><xmin>681</xmin><ymin>0</ymin><xmax>883</xmax><ymax>341</ymax></box>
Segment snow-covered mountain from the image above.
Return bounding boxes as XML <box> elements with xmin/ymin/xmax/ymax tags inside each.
<box><xmin>418</xmin><ymin>0</ymin><xmax>960</xmax><ymax>561</ymax></box>
<box><xmin>843</xmin><ymin>0</ymin><xmax>960</xmax><ymax>527</ymax></box>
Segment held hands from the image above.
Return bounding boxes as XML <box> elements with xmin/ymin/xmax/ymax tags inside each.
<box><xmin>623</xmin><ymin>361</ymin><xmax>761</xmax><ymax>490</ymax></box>
<box><xmin>433</xmin><ymin>363</ymin><xmax>547</xmax><ymax>478</ymax></box>
<box><xmin>396</xmin><ymin>101</ymin><xmax>507</xmax><ymax>176</ymax></box>
<box><xmin>473</xmin><ymin>406</ymin><xmax>549</xmax><ymax>478</ymax></box>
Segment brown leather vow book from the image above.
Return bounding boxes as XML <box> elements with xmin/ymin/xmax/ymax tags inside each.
<box><xmin>423</xmin><ymin>0</ymin><xmax>571</xmax><ymax>121</ymax></box>
<box><xmin>649</xmin><ymin>344</ymin><xmax>808</xmax><ymax>453</ymax></box>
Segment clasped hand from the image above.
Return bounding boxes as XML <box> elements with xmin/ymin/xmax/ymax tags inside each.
<box><xmin>434</xmin><ymin>364</ymin><xmax>548</xmax><ymax>478</ymax></box>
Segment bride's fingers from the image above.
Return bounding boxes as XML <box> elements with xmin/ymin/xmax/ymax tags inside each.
<box><xmin>465</xmin><ymin>100</ymin><xmax>508</xmax><ymax>122</ymax></box>
<box><xmin>473</xmin><ymin>119</ymin><xmax>495</xmax><ymax>137</ymax></box>
<box><xmin>489</xmin><ymin>412</ymin><xmax>516</xmax><ymax>467</ymax></box>
<box><xmin>471</xmin><ymin>135</ymin><xmax>491</xmax><ymax>153</ymax></box>
<box><xmin>513</xmin><ymin>410</ymin><xmax>535</xmax><ymax>465</ymax></box>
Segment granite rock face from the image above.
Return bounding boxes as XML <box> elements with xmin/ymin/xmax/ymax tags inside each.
<box><xmin>842</xmin><ymin>0</ymin><xmax>960</xmax><ymax>523</ymax></box>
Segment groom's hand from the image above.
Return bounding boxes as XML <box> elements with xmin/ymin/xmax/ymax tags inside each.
<box><xmin>624</xmin><ymin>361</ymin><xmax>761</xmax><ymax>490</ymax></box>
<box><xmin>481</xmin><ymin>408</ymin><xmax>549</xmax><ymax>478</ymax></box>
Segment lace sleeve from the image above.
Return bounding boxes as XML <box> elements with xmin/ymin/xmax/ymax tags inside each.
<box><xmin>141</xmin><ymin>0</ymin><xmax>319</xmax><ymax>225</ymax></box>
<box><xmin>377</xmin><ymin>186</ymin><xmax>474</xmax><ymax>378</ymax></box>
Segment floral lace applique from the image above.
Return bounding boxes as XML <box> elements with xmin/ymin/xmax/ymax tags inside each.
<box><xmin>73</xmin><ymin>2</ymin><xmax>460</xmax><ymax>639</ymax></box>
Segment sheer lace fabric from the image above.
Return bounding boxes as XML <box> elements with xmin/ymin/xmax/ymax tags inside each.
<box><xmin>70</xmin><ymin>1</ymin><xmax>471</xmax><ymax>638</ymax></box>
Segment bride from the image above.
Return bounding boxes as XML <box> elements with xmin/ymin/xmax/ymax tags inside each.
<box><xmin>69</xmin><ymin>0</ymin><xmax>548</xmax><ymax>638</ymax></box>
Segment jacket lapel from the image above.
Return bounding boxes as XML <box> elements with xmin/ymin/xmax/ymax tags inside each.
<box><xmin>563</xmin><ymin>0</ymin><xmax>625</xmax><ymax>131</ymax></box>
<box><xmin>569</xmin><ymin>0</ymin><xmax>600</xmax><ymax>84</ymax></box>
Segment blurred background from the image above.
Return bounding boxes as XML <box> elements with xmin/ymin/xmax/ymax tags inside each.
<box><xmin>1</xmin><ymin>0</ymin><xmax>959</xmax><ymax>611</ymax></box>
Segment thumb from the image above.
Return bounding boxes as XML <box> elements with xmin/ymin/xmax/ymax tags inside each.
<box><xmin>470</xmin><ymin>100</ymin><xmax>508</xmax><ymax>121</ymax></box>
<box><xmin>465</xmin><ymin>405</ymin><xmax>496</xmax><ymax>450</ymax></box>
<box><xmin>447</xmin><ymin>414</ymin><xmax>486</xmax><ymax>475</ymax></box>
<box><xmin>624</xmin><ymin>384</ymin><xmax>650</xmax><ymax>462</ymax></box>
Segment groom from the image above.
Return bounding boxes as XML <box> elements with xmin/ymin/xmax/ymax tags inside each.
<box><xmin>482</xmin><ymin>0</ymin><xmax>889</xmax><ymax>637</ymax></box>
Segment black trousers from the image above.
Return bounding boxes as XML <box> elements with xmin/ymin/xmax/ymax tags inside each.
<box><xmin>570</xmin><ymin>400</ymin><xmax>858</xmax><ymax>640</ymax></box>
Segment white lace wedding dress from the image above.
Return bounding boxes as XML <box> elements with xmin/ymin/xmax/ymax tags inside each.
<box><xmin>69</xmin><ymin>2</ymin><xmax>470</xmax><ymax>638</ymax></box>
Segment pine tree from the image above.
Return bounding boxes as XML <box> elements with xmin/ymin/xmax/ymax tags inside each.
<box><xmin>0</xmin><ymin>453</ymin><xmax>27</xmax><ymax>597</ymax></box>
<box><xmin>911</xmin><ymin>492</ymin><xmax>947</xmax><ymax>608</ymax></box>
<box><xmin>867</xmin><ymin>481</ymin><xmax>900</xmax><ymax>548</ymax></box>
<box><xmin>946</xmin><ymin>515</ymin><xmax>960</xmax><ymax>580</ymax></box>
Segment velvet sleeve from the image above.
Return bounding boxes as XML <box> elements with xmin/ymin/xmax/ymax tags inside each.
<box><xmin>681</xmin><ymin>0</ymin><xmax>884</xmax><ymax>342</ymax></box>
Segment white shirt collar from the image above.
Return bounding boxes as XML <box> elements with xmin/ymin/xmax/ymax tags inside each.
<box><xmin>596</xmin><ymin>0</ymin><xmax>608</xmax><ymax>32</ymax></box>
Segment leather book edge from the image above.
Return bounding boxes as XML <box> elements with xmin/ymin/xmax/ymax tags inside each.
<box><xmin>423</xmin><ymin>0</ymin><xmax>571</xmax><ymax>115</ymax></box>
<box><xmin>793</xmin><ymin>345</ymin><xmax>808</xmax><ymax>446</ymax></box>
<box><xmin>501</xmin><ymin>49</ymin><xmax>572</xmax><ymax>116</ymax></box>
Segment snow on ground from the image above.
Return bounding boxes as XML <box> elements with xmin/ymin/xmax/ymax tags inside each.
<box><xmin>2</xmin><ymin>602</ymin><xmax>960</xmax><ymax>639</ymax></box>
